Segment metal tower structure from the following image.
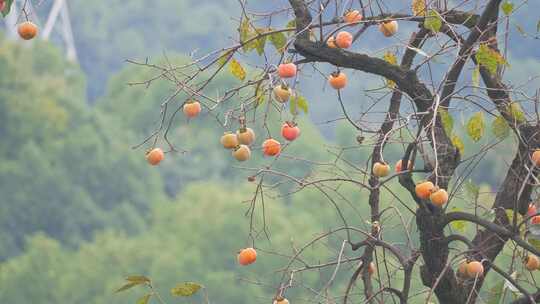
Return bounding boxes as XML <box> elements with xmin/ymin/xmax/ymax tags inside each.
<box><xmin>2</xmin><ymin>0</ymin><xmax>78</xmax><ymax>63</ymax></box>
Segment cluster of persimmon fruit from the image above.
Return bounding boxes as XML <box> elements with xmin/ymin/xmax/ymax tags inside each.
<box><xmin>450</xmin><ymin>149</ymin><xmax>540</xmax><ymax>278</ymax></box>
<box><xmin>520</xmin><ymin>201</ymin><xmax>540</xmax><ymax>273</ymax></box>
<box><xmin>370</xmin><ymin>159</ymin><xmax>450</xmax><ymax>207</ymax></box>
<box><xmin>275</xmin><ymin>10</ymin><xmax>399</xmax><ymax>94</ymax></box>
<box><xmin>324</xmin><ymin>10</ymin><xmax>398</xmax><ymax>90</ymax></box>
<box><xmin>458</xmin><ymin>253</ymin><xmax>540</xmax><ymax>280</ymax></box>
<box><xmin>220</xmin><ymin>120</ymin><xmax>299</xmax><ymax>162</ymax></box>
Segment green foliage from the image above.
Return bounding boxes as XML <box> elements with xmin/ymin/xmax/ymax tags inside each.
<box><xmin>451</xmin><ymin>134</ymin><xmax>465</xmax><ymax>155</ymax></box>
<box><xmin>466</xmin><ymin>112</ymin><xmax>485</xmax><ymax>142</ymax></box>
<box><xmin>170</xmin><ymin>282</ymin><xmax>203</xmax><ymax>296</ymax></box>
<box><xmin>0</xmin><ymin>38</ymin><xmax>164</xmax><ymax>259</ymax></box>
<box><xmin>290</xmin><ymin>94</ymin><xmax>309</xmax><ymax>115</ymax></box>
<box><xmin>424</xmin><ymin>10</ymin><xmax>442</xmax><ymax>32</ymax></box>
<box><xmin>501</xmin><ymin>1</ymin><xmax>514</xmax><ymax>16</ymax></box>
<box><xmin>269</xmin><ymin>31</ymin><xmax>287</xmax><ymax>53</ymax></box>
<box><xmin>491</xmin><ymin>116</ymin><xmax>510</xmax><ymax>140</ymax></box>
<box><xmin>450</xmin><ymin>208</ymin><xmax>468</xmax><ymax>232</ymax></box>
<box><xmin>67</xmin><ymin>0</ymin><xmax>238</xmax><ymax>99</ymax></box>
<box><xmin>439</xmin><ymin>109</ymin><xmax>454</xmax><ymax>137</ymax></box>
<box><xmin>507</xmin><ymin>102</ymin><xmax>526</xmax><ymax>124</ymax></box>
<box><xmin>475</xmin><ymin>44</ymin><xmax>506</xmax><ymax>75</ymax></box>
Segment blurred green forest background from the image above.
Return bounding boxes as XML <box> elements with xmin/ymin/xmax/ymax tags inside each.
<box><xmin>0</xmin><ymin>0</ymin><xmax>539</xmax><ymax>303</ymax></box>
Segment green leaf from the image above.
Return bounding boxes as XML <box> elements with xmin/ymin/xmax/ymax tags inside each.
<box><xmin>438</xmin><ymin>109</ymin><xmax>454</xmax><ymax>137</ymax></box>
<box><xmin>501</xmin><ymin>1</ymin><xmax>514</xmax><ymax>16</ymax></box>
<box><xmin>217</xmin><ymin>50</ymin><xmax>233</xmax><ymax>68</ymax></box>
<box><xmin>463</xmin><ymin>179</ymin><xmax>480</xmax><ymax>202</ymax></box>
<box><xmin>297</xmin><ymin>95</ymin><xmax>308</xmax><ymax>114</ymax></box>
<box><xmin>229</xmin><ymin>58</ymin><xmax>246</xmax><ymax>81</ymax></box>
<box><xmin>269</xmin><ymin>31</ymin><xmax>287</xmax><ymax>53</ymax></box>
<box><xmin>424</xmin><ymin>10</ymin><xmax>442</xmax><ymax>32</ymax></box>
<box><xmin>255</xmin><ymin>83</ymin><xmax>265</xmax><ymax>106</ymax></box>
<box><xmin>486</xmin><ymin>281</ymin><xmax>504</xmax><ymax>304</ymax></box>
<box><xmin>126</xmin><ymin>275</ymin><xmax>151</xmax><ymax>284</ymax></box>
<box><xmin>290</xmin><ymin>95</ymin><xmax>308</xmax><ymax>114</ymax></box>
<box><xmin>239</xmin><ymin>18</ymin><xmax>251</xmax><ymax>46</ymax></box>
<box><xmin>491</xmin><ymin>116</ymin><xmax>510</xmax><ymax>140</ymax></box>
<box><xmin>537</xmin><ymin>20</ymin><xmax>540</xmax><ymax>32</ymax></box>
<box><xmin>466</xmin><ymin>112</ymin><xmax>485</xmax><ymax>142</ymax></box>
<box><xmin>1</xmin><ymin>0</ymin><xmax>13</xmax><ymax>17</ymax></box>
<box><xmin>450</xmin><ymin>208</ymin><xmax>468</xmax><ymax>232</ymax></box>
<box><xmin>475</xmin><ymin>44</ymin><xmax>506</xmax><ymax>75</ymax></box>
<box><xmin>137</xmin><ymin>294</ymin><xmax>152</xmax><ymax>304</ymax></box>
<box><xmin>508</xmin><ymin>102</ymin><xmax>526</xmax><ymax>124</ymax></box>
<box><xmin>115</xmin><ymin>282</ymin><xmax>140</xmax><ymax>293</ymax></box>
<box><xmin>451</xmin><ymin>134</ymin><xmax>465</xmax><ymax>155</ymax></box>
<box><xmin>171</xmin><ymin>282</ymin><xmax>203</xmax><ymax>297</ymax></box>
<box><xmin>254</xmin><ymin>32</ymin><xmax>267</xmax><ymax>56</ymax></box>
<box><xmin>289</xmin><ymin>95</ymin><xmax>298</xmax><ymax>115</ymax></box>
<box><xmin>286</xmin><ymin>20</ymin><xmax>296</xmax><ymax>36</ymax></box>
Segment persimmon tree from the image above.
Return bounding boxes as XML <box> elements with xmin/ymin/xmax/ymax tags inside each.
<box><xmin>127</xmin><ymin>0</ymin><xmax>540</xmax><ymax>303</ymax></box>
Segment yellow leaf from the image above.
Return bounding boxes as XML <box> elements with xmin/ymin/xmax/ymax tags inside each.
<box><xmin>451</xmin><ymin>134</ymin><xmax>465</xmax><ymax>155</ymax></box>
<box><xmin>475</xmin><ymin>44</ymin><xmax>506</xmax><ymax>75</ymax></box>
<box><xmin>171</xmin><ymin>282</ymin><xmax>203</xmax><ymax>297</ymax></box>
<box><xmin>229</xmin><ymin>58</ymin><xmax>246</xmax><ymax>81</ymax></box>
<box><xmin>383</xmin><ymin>51</ymin><xmax>398</xmax><ymax>87</ymax></box>
<box><xmin>412</xmin><ymin>0</ymin><xmax>427</xmax><ymax>16</ymax></box>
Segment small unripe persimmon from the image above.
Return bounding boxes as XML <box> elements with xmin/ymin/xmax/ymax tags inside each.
<box><xmin>532</xmin><ymin>149</ymin><xmax>540</xmax><ymax>167</ymax></box>
<box><xmin>367</xmin><ymin>262</ymin><xmax>376</xmax><ymax>275</ymax></box>
<box><xmin>344</xmin><ymin>10</ymin><xmax>363</xmax><ymax>24</ymax></box>
<box><xmin>532</xmin><ymin>215</ymin><xmax>540</xmax><ymax>225</ymax></box>
<box><xmin>237</xmin><ymin>127</ymin><xmax>256</xmax><ymax>146</ymax></box>
<box><xmin>430</xmin><ymin>188</ymin><xmax>449</xmax><ymax>207</ymax></box>
<box><xmin>327</xmin><ymin>36</ymin><xmax>337</xmax><ymax>48</ymax></box>
<box><xmin>273</xmin><ymin>297</ymin><xmax>289</xmax><ymax>304</ymax></box>
<box><xmin>146</xmin><ymin>148</ymin><xmax>165</xmax><ymax>166</ymax></box>
<box><xmin>281</xmin><ymin>122</ymin><xmax>300</xmax><ymax>141</ymax></box>
<box><xmin>183</xmin><ymin>100</ymin><xmax>201</xmax><ymax>118</ymax></box>
<box><xmin>18</xmin><ymin>21</ymin><xmax>38</xmax><ymax>40</ymax></box>
<box><xmin>525</xmin><ymin>255</ymin><xmax>540</xmax><ymax>271</ymax></box>
<box><xmin>221</xmin><ymin>133</ymin><xmax>239</xmax><ymax>149</ymax></box>
<box><xmin>335</xmin><ymin>31</ymin><xmax>353</xmax><ymax>49</ymax></box>
<box><xmin>372</xmin><ymin>162</ymin><xmax>390</xmax><ymax>177</ymax></box>
<box><xmin>237</xmin><ymin>248</ymin><xmax>257</xmax><ymax>266</ymax></box>
<box><xmin>277</xmin><ymin>63</ymin><xmax>297</xmax><ymax>78</ymax></box>
<box><xmin>395</xmin><ymin>159</ymin><xmax>412</xmax><ymax>172</ymax></box>
<box><xmin>328</xmin><ymin>72</ymin><xmax>347</xmax><ymax>90</ymax></box>
<box><xmin>273</xmin><ymin>85</ymin><xmax>292</xmax><ymax>103</ymax></box>
<box><xmin>466</xmin><ymin>261</ymin><xmax>484</xmax><ymax>278</ymax></box>
<box><xmin>233</xmin><ymin>145</ymin><xmax>251</xmax><ymax>162</ymax></box>
<box><xmin>262</xmin><ymin>138</ymin><xmax>281</xmax><ymax>156</ymax></box>
<box><xmin>527</xmin><ymin>203</ymin><xmax>537</xmax><ymax>217</ymax></box>
<box><xmin>415</xmin><ymin>181</ymin><xmax>435</xmax><ymax>200</ymax></box>
<box><xmin>379</xmin><ymin>21</ymin><xmax>398</xmax><ymax>37</ymax></box>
